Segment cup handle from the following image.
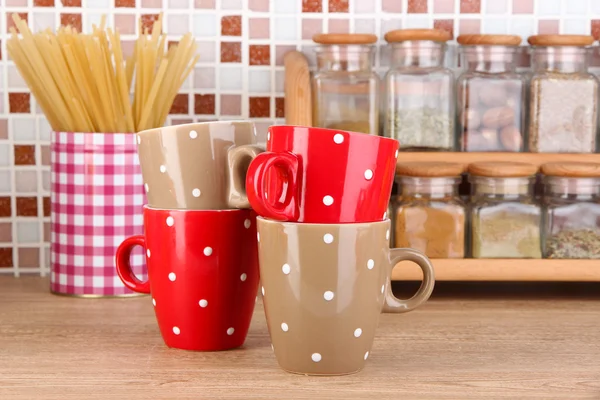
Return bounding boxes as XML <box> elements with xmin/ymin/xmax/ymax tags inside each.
<box><xmin>226</xmin><ymin>144</ymin><xmax>264</xmax><ymax>208</ymax></box>
<box><xmin>382</xmin><ymin>248</ymin><xmax>435</xmax><ymax>313</ymax></box>
<box><xmin>115</xmin><ymin>235</ymin><xmax>151</xmax><ymax>294</ymax></box>
<box><xmin>246</xmin><ymin>151</ymin><xmax>300</xmax><ymax>221</ymax></box>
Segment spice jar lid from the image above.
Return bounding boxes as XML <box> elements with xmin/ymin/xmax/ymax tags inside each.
<box><xmin>313</xmin><ymin>33</ymin><xmax>378</xmax><ymax>45</ymax></box>
<box><xmin>457</xmin><ymin>34</ymin><xmax>522</xmax><ymax>46</ymax></box>
<box><xmin>527</xmin><ymin>35</ymin><xmax>594</xmax><ymax>47</ymax></box>
<box><xmin>396</xmin><ymin>162</ymin><xmax>465</xmax><ymax>177</ymax></box>
<box><xmin>541</xmin><ymin>162</ymin><xmax>600</xmax><ymax>178</ymax></box>
<box><xmin>384</xmin><ymin>29</ymin><xmax>451</xmax><ymax>43</ymax></box>
<box><xmin>468</xmin><ymin>162</ymin><xmax>538</xmax><ymax>177</ymax></box>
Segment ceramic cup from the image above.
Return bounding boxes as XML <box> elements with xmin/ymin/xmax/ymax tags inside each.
<box><xmin>115</xmin><ymin>206</ymin><xmax>259</xmax><ymax>351</ymax></box>
<box><xmin>246</xmin><ymin>125</ymin><xmax>400</xmax><ymax>223</ymax></box>
<box><xmin>137</xmin><ymin>121</ymin><xmax>264</xmax><ymax>210</ymax></box>
<box><xmin>257</xmin><ymin>217</ymin><xmax>435</xmax><ymax>375</ymax></box>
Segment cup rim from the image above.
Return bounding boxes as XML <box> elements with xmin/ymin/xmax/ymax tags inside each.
<box><xmin>137</xmin><ymin>120</ymin><xmax>256</xmax><ymax>136</ymax></box>
<box><xmin>268</xmin><ymin>125</ymin><xmax>399</xmax><ymax>146</ymax></box>
<box><xmin>256</xmin><ymin>216</ymin><xmax>390</xmax><ymax>227</ymax></box>
<box><xmin>144</xmin><ymin>205</ymin><xmax>252</xmax><ymax>213</ymax></box>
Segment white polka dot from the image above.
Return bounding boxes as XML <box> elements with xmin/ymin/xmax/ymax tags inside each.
<box><xmin>324</xmin><ymin>291</ymin><xmax>334</xmax><ymax>301</ymax></box>
<box><xmin>267</xmin><ymin>132</ymin><xmax>271</xmax><ymax>140</ymax></box>
<box><xmin>364</xmin><ymin>351</ymin><xmax>369</xmax><ymax>360</ymax></box>
<box><xmin>160</xmin><ymin>165</ymin><xmax>166</xmax><ymax>173</ymax></box>
<box><xmin>257</xmin><ymin>232</ymin><xmax>260</xmax><ymax>242</ymax></box>
<box><xmin>381</xmin><ymin>285</ymin><xmax>385</xmax><ymax>294</ymax></box>
<box><xmin>146</xmin><ymin>249</ymin><xmax>151</xmax><ymax>258</ymax></box>
<box><xmin>244</xmin><ymin>219</ymin><xmax>251</xmax><ymax>229</ymax></box>
<box><xmin>386</xmin><ymin>230</ymin><xmax>390</xmax><ymax>240</ymax></box>
<box><xmin>152</xmin><ymin>298</ymin><xmax>156</xmax><ymax>306</ymax></box>
<box><xmin>395</xmin><ymin>149</ymin><xmax>399</xmax><ymax>158</ymax></box>
<box><xmin>333</xmin><ymin>133</ymin><xmax>344</xmax><ymax>144</ymax></box>
<box><xmin>323</xmin><ymin>233</ymin><xmax>334</xmax><ymax>244</ymax></box>
<box><xmin>166</xmin><ymin>216</ymin><xmax>174</xmax><ymax>227</ymax></box>
<box><xmin>261</xmin><ymin>286</ymin><xmax>265</xmax><ymax>296</ymax></box>
<box><xmin>323</xmin><ymin>195</ymin><xmax>334</xmax><ymax>206</ymax></box>
<box><xmin>312</xmin><ymin>353</ymin><xmax>322</xmax><ymax>362</ymax></box>
<box><xmin>199</xmin><ymin>299</ymin><xmax>208</xmax><ymax>308</ymax></box>
<box><xmin>144</xmin><ymin>183</ymin><xmax>149</xmax><ymax>193</ymax></box>
<box><xmin>240</xmin><ymin>273</ymin><xmax>247</xmax><ymax>281</ymax></box>
<box><xmin>192</xmin><ymin>188</ymin><xmax>201</xmax><ymax>197</ymax></box>
<box><xmin>137</xmin><ymin>135</ymin><xmax>141</xmax><ymax>145</ymax></box>
<box><xmin>204</xmin><ymin>247</ymin><xmax>213</xmax><ymax>256</ymax></box>
<box><xmin>282</xmin><ymin>263</ymin><xmax>291</xmax><ymax>275</ymax></box>
<box><xmin>189</xmin><ymin>130</ymin><xmax>198</xmax><ymax>139</ymax></box>
<box><xmin>354</xmin><ymin>328</ymin><xmax>362</xmax><ymax>338</ymax></box>
<box><xmin>173</xmin><ymin>326</ymin><xmax>180</xmax><ymax>335</ymax></box>
<box><xmin>227</xmin><ymin>327</ymin><xmax>235</xmax><ymax>335</ymax></box>
<box><xmin>281</xmin><ymin>322</ymin><xmax>288</xmax><ymax>332</ymax></box>
<box><xmin>367</xmin><ymin>259</ymin><xmax>374</xmax><ymax>270</ymax></box>
<box><xmin>168</xmin><ymin>272</ymin><xmax>176</xmax><ymax>281</ymax></box>
<box><xmin>364</xmin><ymin>169</ymin><xmax>374</xmax><ymax>180</ymax></box>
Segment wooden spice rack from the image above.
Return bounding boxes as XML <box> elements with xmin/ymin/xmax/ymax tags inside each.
<box><xmin>392</xmin><ymin>152</ymin><xmax>600</xmax><ymax>282</ymax></box>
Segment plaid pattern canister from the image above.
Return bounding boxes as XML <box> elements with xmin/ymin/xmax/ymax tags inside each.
<box><xmin>50</xmin><ymin>132</ymin><xmax>147</xmax><ymax>296</ymax></box>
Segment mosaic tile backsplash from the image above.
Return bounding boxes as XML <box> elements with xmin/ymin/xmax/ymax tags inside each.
<box><xmin>2</xmin><ymin>0</ymin><xmax>600</xmax><ymax>275</ymax></box>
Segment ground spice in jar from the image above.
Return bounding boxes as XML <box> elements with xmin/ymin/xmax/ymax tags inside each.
<box><xmin>472</xmin><ymin>210</ymin><xmax>541</xmax><ymax>258</ymax></box>
<box><xmin>545</xmin><ymin>229</ymin><xmax>600</xmax><ymax>259</ymax></box>
<box><xmin>389</xmin><ymin>108</ymin><xmax>454</xmax><ymax>151</ymax></box>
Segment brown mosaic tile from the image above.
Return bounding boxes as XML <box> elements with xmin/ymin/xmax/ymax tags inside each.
<box><xmin>61</xmin><ymin>0</ymin><xmax>82</xmax><ymax>6</ymax></box>
<box><xmin>249</xmin><ymin>45</ymin><xmax>270</xmax><ymax>66</ymax></box>
<box><xmin>141</xmin><ymin>14</ymin><xmax>160</xmax><ymax>33</ymax></box>
<box><xmin>408</xmin><ymin>0</ymin><xmax>427</xmax><ymax>13</ymax></box>
<box><xmin>7</xmin><ymin>13</ymin><xmax>28</xmax><ymax>32</ymax></box>
<box><xmin>41</xmin><ymin>145</ymin><xmax>50</xmax><ymax>166</ymax></box>
<box><xmin>434</xmin><ymin>20</ymin><xmax>454</xmax><ymax>39</ymax></box>
<box><xmin>0</xmin><ymin>223</ymin><xmax>12</xmax><ymax>243</ymax></box>
<box><xmin>222</xmin><ymin>15</ymin><xmax>242</xmax><ymax>36</ymax></box>
<box><xmin>460</xmin><ymin>0</ymin><xmax>480</xmax><ymax>13</ymax></box>
<box><xmin>34</xmin><ymin>0</ymin><xmax>55</xmax><ymax>6</ymax></box>
<box><xmin>592</xmin><ymin>21</ymin><xmax>600</xmax><ymax>40</ymax></box>
<box><xmin>43</xmin><ymin>197</ymin><xmax>51</xmax><ymax>217</ymax></box>
<box><xmin>329</xmin><ymin>0</ymin><xmax>348</xmax><ymax>12</ymax></box>
<box><xmin>115</xmin><ymin>0</ymin><xmax>135</xmax><ymax>7</ymax></box>
<box><xmin>44</xmin><ymin>222</ymin><xmax>51</xmax><ymax>243</ymax></box>
<box><xmin>220</xmin><ymin>94</ymin><xmax>242</xmax><ymax>116</ymax></box>
<box><xmin>18</xmin><ymin>248</ymin><xmax>39</xmax><ymax>268</ymax></box>
<box><xmin>115</xmin><ymin>14</ymin><xmax>136</xmax><ymax>34</ymax></box>
<box><xmin>276</xmin><ymin>97</ymin><xmax>285</xmax><ymax>118</ymax></box>
<box><xmin>194</xmin><ymin>94</ymin><xmax>216</xmax><ymax>115</ymax></box>
<box><xmin>0</xmin><ymin>120</ymin><xmax>7</xmax><ymax>140</ymax></box>
<box><xmin>275</xmin><ymin>45</ymin><xmax>296</xmax><ymax>66</ymax></box>
<box><xmin>169</xmin><ymin>94</ymin><xmax>189</xmax><ymax>114</ymax></box>
<box><xmin>17</xmin><ymin>197</ymin><xmax>38</xmax><ymax>217</ymax></box>
<box><xmin>221</xmin><ymin>42</ymin><xmax>242</xmax><ymax>63</ymax></box>
<box><xmin>249</xmin><ymin>97</ymin><xmax>270</xmax><ymax>118</ymax></box>
<box><xmin>303</xmin><ymin>0</ymin><xmax>322</xmax><ymax>12</ymax></box>
<box><xmin>171</xmin><ymin>119</ymin><xmax>194</xmax><ymax>126</ymax></box>
<box><xmin>0</xmin><ymin>197</ymin><xmax>11</xmax><ymax>217</ymax></box>
<box><xmin>0</xmin><ymin>248</ymin><xmax>13</xmax><ymax>268</ymax></box>
<box><xmin>15</xmin><ymin>145</ymin><xmax>35</xmax><ymax>166</ymax></box>
<box><xmin>60</xmin><ymin>13</ymin><xmax>82</xmax><ymax>32</ymax></box>
<box><xmin>9</xmin><ymin>93</ymin><xmax>30</xmax><ymax>113</ymax></box>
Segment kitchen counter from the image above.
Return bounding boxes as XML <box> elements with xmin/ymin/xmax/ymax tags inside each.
<box><xmin>1</xmin><ymin>277</ymin><xmax>600</xmax><ymax>399</ymax></box>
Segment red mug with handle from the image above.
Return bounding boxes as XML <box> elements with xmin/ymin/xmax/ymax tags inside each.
<box><xmin>246</xmin><ymin>125</ymin><xmax>400</xmax><ymax>223</ymax></box>
<box><xmin>115</xmin><ymin>206</ymin><xmax>259</xmax><ymax>351</ymax></box>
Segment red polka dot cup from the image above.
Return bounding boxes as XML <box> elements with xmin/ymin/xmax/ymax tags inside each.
<box><xmin>246</xmin><ymin>125</ymin><xmax>400</xmax><ymax>223</ymax></box>
<box><xmin>115</xmin><ymin>206</ymin><xmax>259</xmax><ymax>351</ymax></box>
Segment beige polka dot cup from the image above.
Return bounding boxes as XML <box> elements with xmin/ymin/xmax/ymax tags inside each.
<box><xmin>137</xmin><ymin>121</ymin><xmax>264</xmax><ymax>210</ymax></box>
<box><xmin>257</xmin><ymin>217</ymin><xmax>435</xmax><ymax>375</ymax></box>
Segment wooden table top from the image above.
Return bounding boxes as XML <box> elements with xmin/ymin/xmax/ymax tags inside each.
<box><xmin>1</xmin><ymin>277</ymin><xmax>600</xmax><ymax>399</ymax></box>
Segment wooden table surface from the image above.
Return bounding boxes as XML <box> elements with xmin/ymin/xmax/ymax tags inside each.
<box><xmin>2</xmin><ymin>277</ymin><xmax>600</xmax><ymax>399</ymax></box>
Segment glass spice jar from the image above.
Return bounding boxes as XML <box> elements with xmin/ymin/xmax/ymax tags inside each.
<box><xmin>527</xmin><ymin>35</ymin><xmax>599</xmax><ymax>153</ymax></box>
<box><xmin>312</xmin><ymin>33</ymin><xmax>379</xmax><ymax>134</ymax></box>
<box><xmin>541</xmin><ymin>162</ymin><xmax>600</xmax><ymax>259</ymax></box>
<box><xmin>469</xmin><ymin>162</ymin><xmax>542</xmax><ymax>259</ymax></box>
<box><xmin>383</xmin><ymin>29</ymin><xmax>455</xmax><ymax>151</ymax></box>
<box><xmin>456</xmin><ymin>35</ymin><xmax>526</xmax><ymax>152</ymax></box>
<box><xmin>394</xmin><ymin>162</ymin><xmax>466</xmax><ymax>258</ymax></box>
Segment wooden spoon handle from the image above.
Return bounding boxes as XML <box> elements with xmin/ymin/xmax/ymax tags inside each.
<box><xmin>284</xmin><ymin>51</ymin><xmax>312</xmax><ymax>127</ymax></box>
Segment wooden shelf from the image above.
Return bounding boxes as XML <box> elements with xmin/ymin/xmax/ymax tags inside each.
<box><xmin>391</xmin><ymin>259</ymin><xmax>600</xmax><ymax>282</ymax></box>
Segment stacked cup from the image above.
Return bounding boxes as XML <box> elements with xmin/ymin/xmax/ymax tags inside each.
<box><xmin>115</xmin><ymin>122</ymin><xmax>264</xmax><ymax>351</ymax></box>
<box><xmin>245</xmin><ymin>125</ymin><xmax>436</xmax><ymax>375</ymax></box>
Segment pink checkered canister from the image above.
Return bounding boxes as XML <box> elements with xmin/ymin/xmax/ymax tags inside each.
<box><xmin>50</xmin><ymin>132</ymin><xmax>147</xmax><ymax>296</ymax></box>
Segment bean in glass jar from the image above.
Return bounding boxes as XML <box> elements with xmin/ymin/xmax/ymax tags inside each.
<box><xmin>456</xmin><ymin>35</ymin><xmax>526</xmax><ymax>152</ymax></box>
<box><xmin>541</xmin><ymin>162</ymin><xmax>600</xmax><ymax>259</ymax></box>
<box><xmin>527</xmin><ymin>35</ymin><xmax>599</xmax><ymax>153</ymax></box>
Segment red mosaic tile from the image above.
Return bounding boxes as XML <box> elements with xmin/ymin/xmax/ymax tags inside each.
<box><xmin>9</xmin><ymin>93</ymin><xmax>30</xmax><ymax>113</ymax></box>
<box><xmin>408</xmin><ymin>0</ymin><xmax>427</xmax><ymax>13</ymax></box>
<box><xmin>460</xmin><ymin>0</ymin><xmax>480</xmax><ymax>13</ymax></box>
<box><xmin>14</xmin><ymin>145</ymin><xmax>36</xmax><ymax>165</ymax></box>
<box><xmin>34</xmin><ymin>0</ymin><xmax>55</xmax><ymax>6</ymax></box>
<box><xmin>303</xmin><ymin>0</ymin><xmax>322</xmax><ymax>12</ymax></box>
<box><xmin>61</xmin><ymin>14</ymin><xmax>82</xmax><ymax>32</ymax></box>
<box><xmin>592</xmin><ymin>20</ymin><xmax>600</xmax><ymax>40</ymax></box>
<box><xmin>434</xmin><ymin>20</ymin><xmax>454</xmax><ymax>39</ymax></box>
<box><xmin>0</xmin><ymin>198</ymin><xmax>11</xmax><ymax>217</ymax></box>
<box><xmin>141</xmin><ymin>14</ymin><xmax>160</xmax><ymax>33</ymax></box>
<box><xmin>169</xmin><ymin>94</ymin><xmax>189</xmax><ymax>114</ymax></box>
<box><xmin>171</xmin><ymin>119</ymin><xmax>194</xmax><ymax>125</ymax></box>
<box><xmin>194</xmin><ymin>94</ymin><xmax>216</xmax><ymax>115</ymax></box>
<box><xmin>7</xmin><ymin>13</ymin><xmax>28</xmax><ymax>33</ymax></box>
<box><xmin>221</xmin><ymin>42</ymin><xmax>242</xmax><ymax>62</ymax></box>
<box><xmin>0</xmin><ymin>248</ymin><xmax>13</xmax><ymax>268</ymax></box>
<box><xmin>249</xmin><ymin>97</ymin><xmax>270</xmax><ymax>118</ymax></box>
<box><xmin>115</xmin><ymin>0</ymin><xmax>136</xmax><ymax>7</ymax></box>
<box><xmin>16</xmin><ymin>197</ymin><xmax>38</xmax><ymax>217</ymax></box>
<box><xmin>222</xmin><ymin>15</ymin><xmax>242</xmax><ymax>36</ymax></box>
<box><xmin>43</xmin><ymin>197</ymin><xmax>50</xmax><ymax>217</ymax></box>
<box><xmin>329</xmin><ymin>0</ymin><xmax>348</xmax><ymax>13</ymax></box>
<box><xmin>276</xmin><ymin>97</ymin><xmax>285</xmax><ymax>118</ymax></box>
<box><xmin>61</xmin><ymin>0</ymin><xmax>82</xmax><ymax>6</ymax></box>
<box><xmin>249</xmin><ymin>45</ymin><xmax>270</xmax><ymax>65</ymax></box>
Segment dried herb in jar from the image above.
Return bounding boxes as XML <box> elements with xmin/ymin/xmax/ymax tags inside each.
<box><xmin>545</xmin><ymin>229</ymin><xmax>600</xmax><ymax>259</ymax></box>
<box><xmin>389</xmin><ymin>107</ymin><xmax>454</xmax><ymax>151</ymax></box>
<box><xmin>472</xmin><ymin>211</ymin><xmax>542</xmax><ymax>258</ymax></box>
